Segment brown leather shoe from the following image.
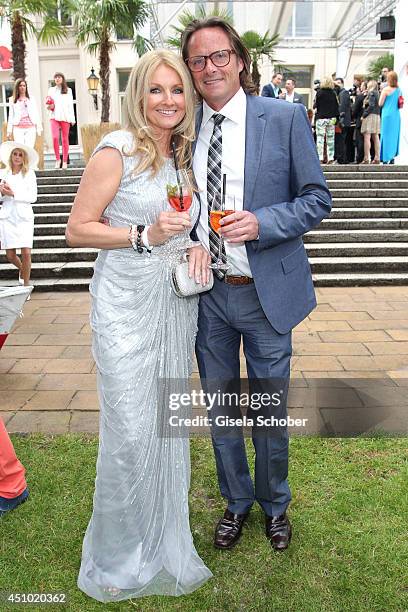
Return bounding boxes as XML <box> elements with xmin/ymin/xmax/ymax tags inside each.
<box><xmin>214</xmin><ymin>508</ymin><xmax>249</xmax><ymax>549</ymax></box>
<box><xmin>265</xmin><ymin>513</ymin><xmax>292</xmax><ymax>551</ymax></box>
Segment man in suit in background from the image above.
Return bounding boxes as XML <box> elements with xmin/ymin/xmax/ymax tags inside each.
<box><xmin>279</xmin><ymin>77</ymin><xmax>305</xmax><ymax>105</ymax></box>
<box><xmin>182</xmin><ymin>17</ymin><xmax>331</xmax><ymax>553</ymax></box>
<box><xmin>334</xmin><ymin>77</ymin><xmax>352</xmax><ymax>163</ymax></box>
<box><xmin>261</xmin><ymin>72</ymin><xmax>283</xmax><ymax>98</ymax></box>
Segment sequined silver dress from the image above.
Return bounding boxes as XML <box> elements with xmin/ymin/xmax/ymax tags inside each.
<box><xmin>77</xmin><ymin>130</ymin><xmax>212</xmax><ymax>602</ymax></box>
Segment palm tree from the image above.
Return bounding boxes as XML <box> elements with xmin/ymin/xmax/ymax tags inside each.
<box><xmin>74</xmin><ymin>0</ymin><xmax>149</xmax><ymax>123</ymax></box>
<box><xmin>0</xmin><ymin>0</ymin><xmax>70</xmax><ymax>80</ymax></box>
<box><xmin>240</xmin><ymin>30</ymin><xmax>280</xmax><ymax>95</ymax></box>
<box><xmin>166</xmin><ymin>3</ymin><xmax>233</xmax><ymax>49</ymax></box>
<box><xmin>366</xmin><ymin>53</ymin><xmax>394</xmax><ymax>81</ymax></box>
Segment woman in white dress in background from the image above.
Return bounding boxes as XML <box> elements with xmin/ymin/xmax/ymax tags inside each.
<box><xmin>0</xmin><ymin>142</ymin><xmax>38</xmax><ymax>288</ymax></box>
<box><xmin>66</xmin><ymin>49</ymin><xmax>211</xmax><ymax>603</ymax></box>
<box><xmin>6</xmin><ymin>78</ymin><xmax>42</xmax><ymax>149</ymax></box>
<box><xmin>46</xmin><ymin>72</ymin><xmax>75</xmax><ymax>169</ymax></box>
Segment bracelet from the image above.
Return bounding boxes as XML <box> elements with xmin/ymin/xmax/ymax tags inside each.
<box><xmin>128</xmin><ymin>224</ymin><xmax>149</xmax><ymax>254</ymax></box>
<box><xmin>128</xmin><ymin>224</ymin><xmax>137</xmax><ymax>250</ymax></box>
<box><xmin>137</xmin><ymin>225</ymin><xmax>145</xmax><ymax>253</ymax></box>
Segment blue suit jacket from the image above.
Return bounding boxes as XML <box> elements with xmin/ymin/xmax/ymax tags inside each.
<box><xmin>193</xmin><ymin>94</ymin><xmax>332</xmax><ymax>334</ymax></box>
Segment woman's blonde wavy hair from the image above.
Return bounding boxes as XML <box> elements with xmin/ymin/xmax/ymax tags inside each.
<box><xmin>367</xmin><ymin>80</ymin><xmax>378</xmax><ymax>93</ymax></box>
<box><xmin>8</xmin><ymin>148</ymin><xmax>29</xmax><ymax>176</ymax></box>
<box><xmin>320</xmin><ymin>76</ymin><xmax>335</xmax><ymax>90</ymax></box>
<box><xmin>122</xmin><ymin>49</ymin><xmax>196</xmax><ymax>176</ymax></box>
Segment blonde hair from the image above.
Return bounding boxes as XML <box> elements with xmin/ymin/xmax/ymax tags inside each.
<box><xmin>367</xmin><ymin>80</ymin><xmax>378</xmax><ymax>93</ymax></box>
<box><xmin>320</xmin><ymin>76</ymin><xmax>334</xmax><ymax>90</ymax></box>
<box><xmin>122</xmin><ymin>49</ymin><xmax>196</xmax><ymax>176</ymax></box>
<box><xmin>8</xmin><ymin>147</ymin><xmax>29</xmax><ymax>176</ymax></box>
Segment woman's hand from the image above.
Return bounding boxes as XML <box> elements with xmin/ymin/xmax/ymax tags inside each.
<box><xmin>187</xmin><ymin>244</ymin><xmax>211</xmax><ymax>286</ymax></box>
<box><xmin>147</xmin><ymin>211</ymin><xmax>191</xmax><ymax>246</ymax></box>
<box><xmin>0</xmin><ymin>182</ymin><xmax>13</xmax><ymax>197</ymax></box>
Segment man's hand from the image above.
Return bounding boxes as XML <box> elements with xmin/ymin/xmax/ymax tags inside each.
<box><xmin>220</xmin><ymin>210</ymin><xmax>259</xmax><ymax>242</ymax></box>
<box><xmin>187</xmin><ymin>243</ymin><xmax>211</xmax><ymax>286</ymax></box>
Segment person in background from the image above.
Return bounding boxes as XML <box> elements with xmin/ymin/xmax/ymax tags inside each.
<box><xmin>361</xmin><ymin>80</ymin><xmax>381</xmax><ymax>164</ymax></box>
<box><xmin>279</xmin><ymin>78</ymin><xmax>305</xmax><ymax>105</ymax></box>
<box><xmin>7</xmin><ymin>78</ymin><xmax>42</xmax><ymax>149</ymax></box>
<box><xmin>334</xmin><ymin>78</ymin><xmax>352</xmax><ymax>164</ymax></box>
<box><xmin>313</xmin><ymin>76</ymin><xmax>339</xmax><ymax>164</ymax></box>
<box><xmin>379</xmin><ymin>70</ymin><xmax>402</xmax><ymax>164</ymax></box>
<box><xmin>0</xmin><ymin>418</ymin><xmax>29</xmax><ymax>518</ymax></box>
<box><xmin>46</xmin><ymin>72</ymin><xmax>75</xmax><ymax>169</ymax></box>
<box><xmin>261</xmin><ymin>72</ymin><xmax>283</xmax><ymax>98</ymax></box>
<box><xmin>379</xmin><ymin>66</ymin><xmax>390</xmax><ymax>91</ymax></box>
<box><xmin>0</xmin><ymin>142</ymin><xmax>38</xmax><ymax>288</ymax></box>
<box><xmin>352</xmin><ymin>80</ymin><xmax>367</xmax><ymax>164</ymax></box>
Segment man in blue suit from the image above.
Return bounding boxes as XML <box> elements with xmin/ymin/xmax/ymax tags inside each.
<box><xmin>261</xmin><ymin>72</ymin><xmax>283</xmax><ymax>98</ymax></box>
<box><xmin>182</xmin><ymin>17</ymin><xmax>331</xmax><ymax>552</ymax></box>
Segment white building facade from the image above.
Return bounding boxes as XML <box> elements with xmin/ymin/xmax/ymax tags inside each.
<box><xmin>0</xmin><ymin>0</ymin><xmax>396</xmax><ymax>156</ymax></box>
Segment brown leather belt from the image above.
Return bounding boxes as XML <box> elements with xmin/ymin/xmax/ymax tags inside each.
<box><xmin>224</xmin><ymin>275</ymin><xmax>254</xmax><ymax>286</ymax></box>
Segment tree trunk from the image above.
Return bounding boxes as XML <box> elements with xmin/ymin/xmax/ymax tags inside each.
<box><xmin>251</xmin><ymin>58</ymin><xmax>261</xmax><ymax>95</ymax></box>
<box><xmin>11</xmin><ymin>12</ymin><xmax>26</xmax><ymax>80</ymax></box>
<box><xmin>99</xmin><ymin>30</ymin><xmax>111</xmax><ymax>123</ymax></box>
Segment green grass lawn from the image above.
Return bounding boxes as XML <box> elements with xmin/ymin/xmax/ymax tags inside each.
<box><xmin>0</xmin><ymin>435</ymin><xmax>407</xmax><ymax>612</ymax></box>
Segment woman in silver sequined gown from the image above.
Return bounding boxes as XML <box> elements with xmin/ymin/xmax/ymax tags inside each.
<box><xmin>66</xmin><ymin>50</ymin><xmax>212</xmax><ymax>603</ymax></box>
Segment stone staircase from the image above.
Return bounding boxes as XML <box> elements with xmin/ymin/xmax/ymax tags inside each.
<box><xmin>0</xmin><ymin>164</ymin><xmax>408</xmax><ymax>290</ymax></box>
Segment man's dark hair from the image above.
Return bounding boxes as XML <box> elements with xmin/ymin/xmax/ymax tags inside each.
<box><xmin>286</xmin><ymin>77</ymin><xmax>296</xmax><ymax>86</ymax></box>
<box><xmin>180</xmin><ymin>16</ymin><xmax>257</xmax><ymax>95</ymax></box>
<box><xmin>335</xmin><ymin>77</ymin><xmax>344</xmax><ymax>86</ymax></box>
<box><xmin>272</xmin><ymin>72</ymin><xmax>283</xmax><ymax>80</ymax></box>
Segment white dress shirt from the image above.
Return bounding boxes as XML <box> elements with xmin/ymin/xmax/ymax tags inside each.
<box><xmin>285</xmin><ymin>91</ymin><xmax>295</xmax><ymax>103</ymax></box>
<box><xmin>193</xmin><ymin>87</ymin><xmax>252</xmax><ymax>276</ymax></box>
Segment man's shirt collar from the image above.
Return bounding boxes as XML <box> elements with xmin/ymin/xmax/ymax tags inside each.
<box><xmin>201</xmin><ymin>87</ymin><xmax>246</xmax><ymax>128</ymax></box>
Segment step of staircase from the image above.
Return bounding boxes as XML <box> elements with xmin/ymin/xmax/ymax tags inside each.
<box><xmin>321</xmin><ymin>164</ymin><xmax>408</xmax><ymax>172</ymax></box>
<box><xmin>305</xmin><ymin>229</ymin><xmax>408</xmax><ymax>242</ymax></box>
<box><xmin>312</xmin><ymin>272</ymin><xmax>408</xmax><ymax>286</ymax></box>
<box><xmin>1</xmin><ymin>164</ymin><xmax>408</xmax><ymax>290</ymax></box>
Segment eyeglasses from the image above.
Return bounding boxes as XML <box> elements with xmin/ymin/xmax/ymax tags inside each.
<box><xmin>185</xmin><ymin>49</ymin><xmax>236</xmax><ymax>73</ymax></box>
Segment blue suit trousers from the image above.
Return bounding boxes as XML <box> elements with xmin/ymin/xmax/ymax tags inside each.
<box><xmin>196</xmin><ymin>278</ymin><xmax>292</xmax><ymax>517</ymax></box>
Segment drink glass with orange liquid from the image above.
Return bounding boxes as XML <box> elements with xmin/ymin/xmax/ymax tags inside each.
<box><xmin>209</xmin><ymin>195</ymin><xmax>235</xmax><ymax>271</ymax></box>
<box><xmin>166</xmin><ymin>169</ymin><xmax>193</xmax><ymax>212</ymax></box>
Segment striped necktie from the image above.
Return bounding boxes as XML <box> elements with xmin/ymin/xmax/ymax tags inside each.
<box><xmin>207</xmin><ymin>113</ymin><xmax>227</xmax><ymax>280</ymax></box>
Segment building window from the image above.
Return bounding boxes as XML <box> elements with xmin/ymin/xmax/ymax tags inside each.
<box><xmin>0</xmin><ymin>82</ymin><xmax>14</xmax><ymax>125</ymax></box>
<box><xmin>49</xmin><ymin>1</ymin><xmax>72</xmax><ymax>26</ymax></box>
<box><xmin>116</xmin><ymin>24</ymin><xmax>134</xmax><ymax>41</ymax></box>
<box><xmin>118</xmin><ymin>70</ymin><xmax>131</xmax><ymax>122</ymax></box>
<box><xmin>48</xmin><ymin>79</ymin><xmax>78</xmax><ymax>145</ymax></box>
<box><xmin>282</xmin><ymin>66</ymin><xmax>313</xmax><ymax>108</ymax></box>
<box><xmin>285</xmin><ymin>2</ymin><xmax>313</xmax><ymax>38</ymax></box>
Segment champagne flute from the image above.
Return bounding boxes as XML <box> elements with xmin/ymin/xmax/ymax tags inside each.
<box><xmin>166</xmin><ymin>169</ymin><xmax>192</xmax><ymax>212</ymax></box>
<box><xmin>209</xmin><ymin>196</ymin><xmax>235</xmax><ymax>271</ymax></box>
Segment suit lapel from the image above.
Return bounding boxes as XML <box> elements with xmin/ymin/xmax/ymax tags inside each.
<box><xmin>244</xmin><ymin>95</ymin><xmax>266</xmax><ymax>210</ymax></box>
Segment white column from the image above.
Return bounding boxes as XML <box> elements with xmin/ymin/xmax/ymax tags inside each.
<box><xmin>336</xmin><ymin>45</ymin><xmax>351</xmax><ymax>80</ymax></box>
<box><xmin>394</xmin><ymin>0</ymin><xmax>408</xmax><ymax>164</ymax></box>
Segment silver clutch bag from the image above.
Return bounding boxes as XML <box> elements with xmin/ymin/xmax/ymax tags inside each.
<box><xmin>171</xmin><ymin>261</ymin><xmax>214</xmax><ymax>297</ymax></box>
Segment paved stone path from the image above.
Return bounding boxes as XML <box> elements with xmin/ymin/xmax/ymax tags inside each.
<box><xmin>1</xmin><ymin>287</ymin><xmax>407</xmax><ymax>434</ymax></box>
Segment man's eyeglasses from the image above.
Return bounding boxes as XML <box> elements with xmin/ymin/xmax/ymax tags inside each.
<box><xmin>185</xmin><ymin>49</ymin><xmax>236</xmax><ymax>73</ymax></box>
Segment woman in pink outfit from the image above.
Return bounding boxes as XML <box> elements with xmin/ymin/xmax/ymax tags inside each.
<box><xmin>46</xmin><ymin>72</ymin><xmax>75</xmax><ymax>169</ymax></box>
<box><xmin>7</xmin><ymin>78</ymin><xmax>42</xmax><ymax>149</ymax></box>
<box><xmin>0</xmin><ymin>418</ymin><xmax>29</xmax><ymax>517</ymax></box>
